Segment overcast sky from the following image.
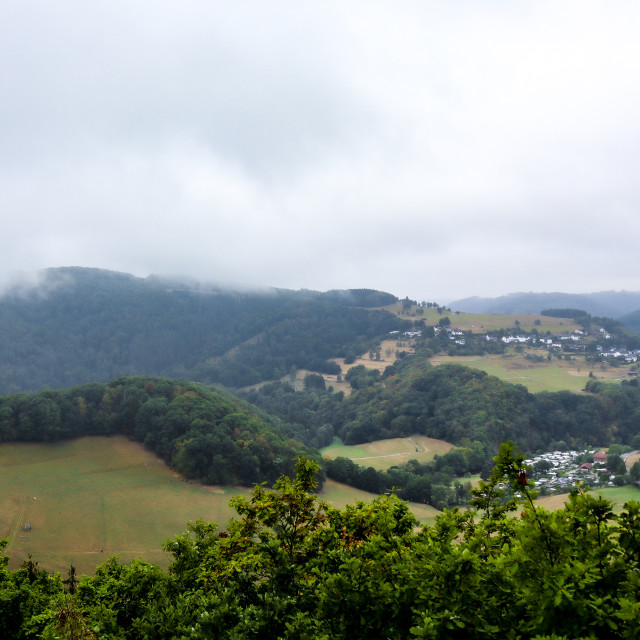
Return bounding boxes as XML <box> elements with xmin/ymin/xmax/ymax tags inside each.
<box><xmin>2</xmin><ymin>1</ymin><xmax>640</xmax><ymax>302</ymax></box>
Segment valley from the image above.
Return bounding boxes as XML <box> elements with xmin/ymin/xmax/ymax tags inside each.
<box><xmin>2</xmin><ymin>274</ymin><xmax>640</xmax><ymax>637</ymax></box>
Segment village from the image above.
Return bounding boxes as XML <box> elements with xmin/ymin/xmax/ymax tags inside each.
<box><xmin>398</xmin><ymin>324</ymin><xmax>640</xmax><ymax>365</ymax></box>
<box><xmin>524</xmin><ymin>448</ymin><xmax>637</xmax><ymax>494</ymax></box>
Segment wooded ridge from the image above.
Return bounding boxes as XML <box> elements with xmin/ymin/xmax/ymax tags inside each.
<box><xmin>0</xmin><ymin>267</ymin><xmax>404</xmax><ymax>394</ymax></box>
<box><xmin>0</xmin><ymin>376</ymin><xmax>322</xmax><ymax>487</ymax></box>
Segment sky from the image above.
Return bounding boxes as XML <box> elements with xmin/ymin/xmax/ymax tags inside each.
<box><xmin>2</xmin><ymin>1</ymin><xmax>640</xmax><ymax>303</ymax></box>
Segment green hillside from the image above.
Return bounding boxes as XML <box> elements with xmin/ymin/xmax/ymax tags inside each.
<box><xmin>0</xmin><ymin>267</ymin><xmax>405</xmax><ymax>394</ymax></box>
<box><xmin>0</xmin><ymin>436</ymin><xmax>251</xmax><ymax>576</ymax></box>
<box><xmin>0</xmin><ymin>376</ymin><xmax>320</xmax><ymax>487</ymax></box>
<box><xmin>0</xmin><ymin>437</ymin><xmax>439</xmax><ymax>576</ymax></box>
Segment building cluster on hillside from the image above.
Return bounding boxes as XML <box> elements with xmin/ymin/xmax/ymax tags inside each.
<box><xmin>524</xmin><ymin>449</ymin><xmax>623</xmax><ymax>492</ymax></box>
<box><xmin>597</xmin><ymin>346</ymin><xmax>639</xmax><ymax>363</ymax></box>
<box><xmin>431</xmin><ymin>324</ymin><xmax>640</xmax><ymax>363</ymax></box>
<box><xmin>390</xmin><ymin>314</ymin><xmax>640</xmax><ymax>366</ymax></box>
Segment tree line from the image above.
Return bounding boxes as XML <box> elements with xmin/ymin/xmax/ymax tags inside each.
<box><xmin>0</xmin><ymin>376</ymin><xmax>321</xmax><ymax>487</ymax></box>
<box><xmin>244</xmin><ymin>362</ymin><xmax>640</xmax><ymax>454</ymax></box>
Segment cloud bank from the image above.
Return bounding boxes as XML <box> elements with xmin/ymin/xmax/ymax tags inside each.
<box><xmin>2</xmin><ymin>1</ymin><xmax>640</xmax><ymax>301</ymax></box>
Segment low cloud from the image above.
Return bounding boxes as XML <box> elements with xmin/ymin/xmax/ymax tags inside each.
<box><xmin>2</xmin><ymin>2</ymin><xmax>640</xmax><ymax>302</ymax></box>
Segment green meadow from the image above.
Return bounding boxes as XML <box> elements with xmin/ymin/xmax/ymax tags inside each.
<box><xmin>0</xmin><ymin>436</ymin><xmax>250</xmax><ymax>575</ymax></box>
<box><xmin>427</xmin><ymin>353</ymin><xmax>629</xmax><ymax>393</ymax></box>
<box><xmin>321</xmin><ymin>435</ymin><xmax>454</xmax><ymax>471</ymax></box>
<box><xmin>0</xmin><ymin>436</ymin><xmax>441</xmax><ymax>575</ymax></box>
<box><xmin>428</xmin><ymin>354</ymin><xmax>591</xmax><ymax>393</ymax></box>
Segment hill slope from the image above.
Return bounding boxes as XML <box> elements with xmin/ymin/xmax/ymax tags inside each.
<box><xmin>0</xmin><ymin>375</ymin><xmax>320</xmax><ymax>486</ymax></box>
<box><xmin>0</xmin><ymin>267</ymin><xmax>405</xmax><ymax>394</ymax></box>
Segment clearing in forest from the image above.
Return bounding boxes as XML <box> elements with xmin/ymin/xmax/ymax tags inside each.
<box><xmin>321</xmin><ymin>435</ymin><xmax>454</xmax><ymax>471</ymax></box>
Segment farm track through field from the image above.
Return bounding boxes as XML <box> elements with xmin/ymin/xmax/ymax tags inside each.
<box><xmin>7</xmin><ymin>496</ymin><xmax>28</xmax><ymax>553</ymax></box>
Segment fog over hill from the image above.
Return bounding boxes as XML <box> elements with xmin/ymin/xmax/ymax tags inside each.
<box><xmin>449</xmin><ymin>291</ymin><xmax>640</xmax><ymax>319</ymax></box>
<box><xmin>0</xmin><ymin>267</ymin><xmax>406</xmax><ymax>395</ymax></box>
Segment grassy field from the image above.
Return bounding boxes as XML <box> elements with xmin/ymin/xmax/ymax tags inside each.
<box><xmin>0</xmin><ymin>436</ymin><xmax>442</xmax><ymax>575</ymax></box>
<box><xmin>426</xmin><ymin>353</ymin><xmax>628</xmax><ymax>393</ymax></box>
<box><xmin>536</xmin><ymin>485</ymin><xmax>640</xmax><ymax>512</ymax></box>
<box><xmin>0</xmin><ymin>437</ymin><xmax>250</xmax><ymax>575</ymax></box>
<box><xmin>383</xmin><ymin>303</ymin><xmax>581</xmax><ymax>335</ymax></box>
<box><xmin>321</xmin><ymin>435</ymin><xmax>454</xmax><ymax>471</ymax></box>
<box><xmin>5</xmin><ymin>435</ymin><xmax>635</xmax><ymax>577</ymax></box>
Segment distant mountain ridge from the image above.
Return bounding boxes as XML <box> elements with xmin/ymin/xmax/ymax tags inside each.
<box><xmin>449</xmin><ymin>290</ymin><xmax>640</xmax><ymax>319</ymax></box>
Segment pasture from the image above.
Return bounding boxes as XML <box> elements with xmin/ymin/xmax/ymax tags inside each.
<box><xmin>536</xmin><ymin>485</ymin><xmax>640</xmax><ymax>512</ymax></box>
<box><xmin>0</xmin><ymin>437</ymin><xmax>249</xmax><ymax>575</ymax></box>
<box><xmin>427</xmin><ymin>353</ymin><xmax>627</xmax><ymax>393</ymax></box>
<box><xmin>0</xmin><ymin>436</ymin><xmax>442</xmax><ymax>576</ymax></box>
<box><xmin>321</xmin><ymin>435</ymin><xmax>454</xmax><ymax>471</ymax></box>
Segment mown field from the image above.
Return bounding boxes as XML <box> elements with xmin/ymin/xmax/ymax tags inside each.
<box><xmin>427</xmin><ymin>353</ymin><xmax>628</xmax><ymax>393</ymax></box>
<box><xmin>0</xmin><ymin>436</ymin><xmax>440</xmax><ymax>576</ymax></box>
<box><xmin>0</xmin><ymin>437</ymin><xmax>251</xmax><ymax>575</ymax></box>
<box><xmin>321</xmin><ymin>435</ymin><xmax>454</xmax><ymax>471</ymax></box>
<box><xmin>384</xmin><ymin>304</ymin><xmax>581</xmax><ymax>335</ymax></box>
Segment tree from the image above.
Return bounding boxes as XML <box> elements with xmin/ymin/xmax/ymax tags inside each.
<box><xmin>303</xmin><ymin>373</ymin><xmax>326</xmax><ymax>391</ymax></box>
<box><xmin>607</xmin><ymin>453</ymin><xmax>627</xmax><ymax>476</ymax></box>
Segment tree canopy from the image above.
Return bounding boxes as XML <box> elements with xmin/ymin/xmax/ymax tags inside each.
<box><xmin>0</xmin><ymin>376</ymin><xmax>322</xmax><ymax>486</ymax></box>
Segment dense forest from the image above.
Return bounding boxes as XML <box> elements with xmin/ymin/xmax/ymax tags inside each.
<box><xmin>3</xmin><ymin>452</ymin><xmax>640</xmax><ymax>639</ymax></box>
<box><xmin>0</xmin><ymin>376</ymin><xmax>321</xmax><ymax>487</ymax></box>
<box><xmin>0</xmin><ymin>267</ymin><xmax>405</xmax><ymax>394</ymax></box>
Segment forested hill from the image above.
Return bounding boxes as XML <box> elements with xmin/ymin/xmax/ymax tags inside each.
<box><xmin>0</xmin><ymin>376</ymin><xmax>321</xmax><ymax>486</ymax></box>
<box><xmin>243</xmin><ymin>358</ymin><xmax>640</xmax><ymax>457</ymax></box>
<box><xmin>0</xmin><ymin>267</ymin><xmax>406</xmax><ymax>394</ymax></box>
